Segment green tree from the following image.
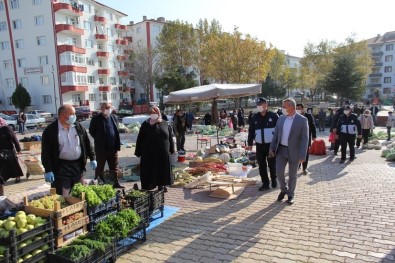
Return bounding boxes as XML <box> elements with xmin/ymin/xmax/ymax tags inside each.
<box><xmin>11</xmin><ymin>83</ymin><xmax>31</xmax><ymax>112</ymax></box>
<box><xmin>261</xmin><ymin>75</ymin><xmax>286</xmax><ymax>102</ymax></box>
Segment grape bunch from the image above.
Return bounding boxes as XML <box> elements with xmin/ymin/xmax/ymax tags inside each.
<box><xmin>29</xmin><ymin>195</ymin><xmax>67</xmax><ymax>210</ymax></box>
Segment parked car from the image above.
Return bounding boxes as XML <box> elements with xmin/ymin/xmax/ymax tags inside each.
<box><xmin>0</xmin><ymin>113</ymin><xmax>17</xmax><ymax>131</ymax></box>
<box><xmin>11</xmin><ymin>114</ymin><xmax>46</xmax><ymax>128</ymax></box>
<box><xmin>26</xmin><ymin>110</ymin><xmax>52</xmax><ymax>122</ymax></box>
<box><xmin>75</xmin><ymin>110</ymin><xmax>91</xmax><ymax>121</ymax></box>
<box><xmin>122</xmin><ymin>115</ymin><xmax>150</xmax><ymax>125</ymax></box>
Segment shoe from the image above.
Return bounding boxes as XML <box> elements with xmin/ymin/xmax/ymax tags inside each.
<box><xmin>163</xmin><ymin>186</ymin><xmax>168</xmax><ymax>193</ymax></box>
<box><xmin>158</xmin><ymin>186</ymin><xmax>164</xmax><ymax>191</ymax></box>
<box><xmin>349</xmin><ymin>157</ymin><xmax>356</xmax><ymax>161</ymax></box>
<box><xmin>302</xmin><ymin>170</ymin><xmax>308</xmax><ymax>175</ymax></box>
<box><xmin>271</xmin><ymin>181</ymin><xmax>277</xmax><ymax>189</ymax></box>
<box><xmin>287</xmin><ymin>196</ymin><xmax>294</xmax><ymax>205</ymax></box>
<box><xmin>258</xmin><ymin>185</ymin><xmax>270</xmax><ymax>191</ymax></box>
<box><xmin>277</xmin><ymin>192</ymin><xmax>286</xmax><ymax>201</ymax></box>
<box><xmin>113</xmin><ymin>183</ymin><xmax>125</xmax><ymax>189</ymax></box>
<box><xmin>339</xmin><ymin>159</ymin><xmax>345</xmax><ymax>164</ymax></box>
<box><xmin>15</xmin><ymin>178</ymin><xmax>21</xmax><ymax>184</ymax></box>
<box><xmin>133</xmin><ymin>183</ymin><xmax>139</xmax><ymax>190</ymax></box>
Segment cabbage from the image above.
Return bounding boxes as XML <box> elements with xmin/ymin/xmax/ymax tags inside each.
<box><xmin>386</xmin><ymin>153</ymin><xmax>395</xmax><ymax>161</ymax></box>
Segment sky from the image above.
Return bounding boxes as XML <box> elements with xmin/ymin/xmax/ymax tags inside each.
<box><xmin>99</xmin><ymin>0</ymin><xmax>395</xmax><ymax>57</ymax></box>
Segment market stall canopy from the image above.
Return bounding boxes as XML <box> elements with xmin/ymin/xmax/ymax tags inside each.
<box><xmin>163</xmin><ymin>83</ymin><xmax>262</xmax><ymax>104</ymax></box>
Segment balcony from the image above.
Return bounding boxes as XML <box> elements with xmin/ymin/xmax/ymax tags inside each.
<box><xmin>59</xmin><ymin>65</ymin><xmax>87</xmax><ymax>74</ymax></box>
<box><xmin>96</xmin><ymin>51</ymin><xmax>109</xmax><ymax>57</ymax></box>
<box><xmin>57</xmin><ymin>44</ymin><xmax>85</xmax><ymax>54</ymax></box>
<box><xmin>98</xmin><ymin>69</ymin><xmax>110</xmax><ymax>75</ymax></box>
<box><xmin>122</xmin><ymin>86</ymin><xmax>134</xmax><ymax>92</ymax></box>
<box><xmin>118</xmin><ymin>71</ymin><xmax>130</xmax><ymax>77</ymax></box>
<box><xmin>367</xmin><ymin>84</ymin><xmax>382</xmax><ymax>88</ymax></box>
<box><xmin>98</xmin><ymin>85</ymin><xmax>111</xmax><ymax>92</ymax></box>
<box><xmin>61</xmin><ymin>85</ymin><xmax>88</xmax><ymax>94</ymax></box>
<box><xmin>372</xmin><ymin>52</ymin><xmax>383</xmax><ymax>56</ymax></box>
<box><xmin>94</xmin><ymin>15</ymin><xmax>106</xmax><ymax>23</ymax></box>
<box><xmin>55</xmin><ymin>24</ymin><xmax>84</xmax><ymax>36</ymax></box>
<box><xmin>114</xmin><ymin>24</ymin><xmax>127</xmax><ymax>30</ymax></box>
<box><xmin>369</xmin><ymin>73</ymin><xmax>382</xmax><ymax>78</ymax></box>
<box><xmin>124</xmin><ymin>36</ymin><xmax>133</xmax><ymax>42</ymax></box>
<box><xmin>116</xmin><ymin>39</ymin><xmax>128</xmax><ymax>45</ymax></box>
<box><xmin>53</xmin><ymin>2</ymin><xmax>83</xmax><ymax>16</ymax></box>
<box><xmin>95</xmin><ymin>34</ymin><xmax>108</xmax><ymax>41</ymax></box>
<box><xmin>116</xmin><ymin>55</ymin><xmax>127</xmax><ymax>61</ymax></box>
<box><xmin>374</xmin><ymin>62</ymin><xmax>383</xmax><ymax>66</ymax></box>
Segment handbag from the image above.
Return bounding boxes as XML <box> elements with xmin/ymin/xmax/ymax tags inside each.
<box><xmin>0</xmin><ymin>149</ymin><xmax>16</xmax><ymax>160</ymax></box>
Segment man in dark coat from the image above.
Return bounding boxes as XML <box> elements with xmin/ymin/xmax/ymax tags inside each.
<box><xmin>296</xmin><ymin>103</ymin><xmax>316</xmax><ymax>175</ymax></box>
<box><xmin>331</xmin><ymin>100</ymin><xmax>351</xmax><ymax>155</ymax></box>
<box><xmin>173</xmin><ymin>109</ymin><xmax>187</xmax><ymax>151</ymax></box>
<box><xmin>135</xmin><ymin>107</ymin><xmax>175</xmax><ymax>191</ymax></box>
<box><xmin>89</xmin><ymin>103</ymin><xmax>123</xmax><ymax>188</ymax></box>
<box><xmin>41</xmin><ymin>105</ymin><xmax>96</xmax><ymax>196</ymax></box>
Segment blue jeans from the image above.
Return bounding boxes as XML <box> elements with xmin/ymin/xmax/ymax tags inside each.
<box><xmin>18</xmin><ymin>123</ymin><xmax>25</xmax><ymax>134</ymax></box>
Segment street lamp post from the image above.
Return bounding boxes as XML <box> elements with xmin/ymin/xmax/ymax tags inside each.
<box><xmin>51</xmin><ymin>65</ymin><xmax>58</xmax><ymax>115</ymax></box>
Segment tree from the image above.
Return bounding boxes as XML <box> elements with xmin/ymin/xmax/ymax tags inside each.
<box><xmin>11</xmin><ymin>83</ymin><xmax>31</xmax><ymax>112</ymax></box>
<box><xmin>261</xmin><ymin>75</ymin><xmax>286</xmax><ymax>102</ymax></box>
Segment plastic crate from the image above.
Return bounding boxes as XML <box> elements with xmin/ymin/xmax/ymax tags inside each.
<box><xmin>87</xmin><ymin>194</ymin><xmax>120</xmax><ymax>216</ymax></box>
<box><xmin>48</xmin><ymin>241</ymin><xmax>113</xmax><ymax>263</ymax></box>
<box><xmin>113</xmin><ymin>222</ymin><xmax>146</xmax><ymax>260</ymax></box>
<box><xmin>148</xmin><ymin>190</ymin><xmax>164</xmax><ymax>218</ymax></box>
<box><xmin>0</xmin><ymin>249</ymin><xmax>9</xmax><ymax>263</ymax></box>
<box><xmin>87</xmin><ymin>208</ymin><xmax>118</xmax><ymax>232</ymax></box>
<box><xmin>123</xmin><ymin>193</ymin><xmax>150</xmax><ymax>225</ymax></box>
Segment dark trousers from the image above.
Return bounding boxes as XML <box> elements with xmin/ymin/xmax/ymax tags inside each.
<box><xmin>256</xmin><ymin>143</ymin><xmax>276</xmax><ymax>186</ymax></box>
<box><xmin>318</xmin><ymin>119</ymin><xmax>325</xmax><ymax>131</ymax></box>
<box><xmin>357</xmin><ymin>129</ymin><xmax>370</xmax><ymax>147</ymax></box>
<box><xmin>334</xmin><ymin>139</ymin><xmax>340</xmax><ymax>153</ymax></box>
<box><xmin>387</xmin><ymin>127</ymin><xmax>392</xmax><ymax>140</ymax></box>
<box><xmin>302</xmin><ymin>150</ymin><xmax>310</xmax><ymax>171</ymax></box>
<box><xmin>18</xmin><ymin>123</ymin><xmax>25</xmax><ymax>134</ymax></box>
<box><xmin>176</xmin><ymin>132</ymin><xmax>185</xmax><ymax>151</ymax></box>
<box><xmin>340</xmin><ymin>134</ymin><xmax>356</xmax><ymax>160</ymax></box>
<box><xmin>52</xmin><ymin>159</ymin><xmax>83</xmax><ymax>196</ymax></box>
<box><xmin>95</xmin><ymin>151</ymin><xmax>119</xmax><ymax>183</ymax></box>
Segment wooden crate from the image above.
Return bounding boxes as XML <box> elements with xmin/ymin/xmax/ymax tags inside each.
<box><xmin>189</xmin><ymin>160</ymin><xmax>222</xmax><ymax>168</ymax></box>
<box><xmin>23</xmin><ymin>141</ymin><xmax>42</xmax><ymax>151</ymax></box>
<box><xmin>24</xmin><ymin>158</ymin><xmax>44</xmax><ymax>175</ymax></box>
<box><xmin>55</xmin><ymin>225</ymin><xmax>88</xmax><ymax>248</ymax></box>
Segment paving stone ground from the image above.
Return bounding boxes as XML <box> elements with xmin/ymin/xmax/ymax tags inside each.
<box><xmin>6</xmin><ymin>125</ymin><xmax>395</xmax><ymax>263</ymax></box>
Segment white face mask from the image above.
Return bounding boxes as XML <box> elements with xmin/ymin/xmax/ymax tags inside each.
<box><xmin>344</xmin><ymin>110</ymin><xmax>351</xmax><ymax>115</ymax></box>
<box><xmin>296</xmin><ymin>110</ymin><xmax>302</xmax><ymax>115</ymax></box>
<box><xmin>282</xmin><ymin>108</ymin><xmax>288</xmax><ymax>116</ymax></box>
<box><xmin>104</xmin><ymin>109</ymin><xmax>111</xmax><ymax>116</ymax></box>
<box><xmin>150</xmin><ymin>114</ymin><xmax>159</xmax><ymax>120</ymax></box>
<box><xmin>257</xmin><ymin>106</ymin><xmax>264</xmax><ymax>112</ymax></box>
<box><xmin>364</xmin><ymin>114</ymin><xmax>369</xmax><ymax>117</ymax></box>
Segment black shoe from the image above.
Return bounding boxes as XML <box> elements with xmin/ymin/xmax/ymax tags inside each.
<box><xmin>339</xmin><ymin>159</ymin><xmax>345</xmax><ymax>164</ymax></box>
<box><xmin>258</xmin><ymin>185</ymin><xmax>270</xmax><ymax>191</ymax></box>
<box><xmin>113</xmin><ymin>183</ymin><xmax>125</xmax><ymax>189</ymax></box>
<box><xmin>302</xmin><ymin>170</ymin><xmax>308</xmax><ymax>175</ymax></box>
<box><xmin>287</xmin><ymin>196</ymin><xmax>294</xmax><ymax>205</ymax></box>
<box><xmin>349</xmin><ymin>156</ymin><xmax>356</xmax><ymax>161</ymax></box>
<box><xmin>163</xmin><ymin>186</ymin><xmax>168</xmax><ymax>193</ymax></box>
<box><xmin>277</xmin><ymin>192</ymin><xmax>286</xmax><ymax>201</ymax></box>
<box><xmin>158</xmin><ymin>186</ymin><xmax>164</xmax><ymax>191</ymax></box>
<box><xmin>15</xmin><ymin>178</ymin><xmax>21</xmax><ymax>184</ymax></box>
<box><xmin>271</xmin><ymin>181</ymin><xmax>277</xmax><ymax>189</ymax></box>
<box><xmin>133</xmin><ymin>183</ymin><xmax>139</xmax><ymax>190</ymax></box>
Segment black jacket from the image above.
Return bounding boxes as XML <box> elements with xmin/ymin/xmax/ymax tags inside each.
<box><xmin>302</xmin><ymin>112</ymin><xmax>316</xmax><ymax>146</ymax></box>
<box><xmin>248</xmin><ymin>111</ymin><xmax>278</xmax><ymax>146</ymax></box>
<box><xmin>337</xmin><ymin>114</ymin><xmax>361</xmax><ymax>136</ymax></box>
<box><xmin>41</xmin><ymin>120</ymin><xmax>95</xmax><ymax>174</ymax></box>
<box><xmin>89</xmin><ymin>113</ymin><xmax>120</xmax><ymax>153</ymax></box>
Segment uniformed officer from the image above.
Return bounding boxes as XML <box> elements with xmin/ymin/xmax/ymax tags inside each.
<box><xmin>336</xmin><ymin>105</ymin><xmax>362</xmax><ymax>163</ymax></box>
<box><xmin>331</xmin><ymin>100</ymin><xmax>351</xmax><ymax>155</ymax></box>
<box><xmin>247</xmin><ymin>97</ymin><xmax>279</xmax><ymax>190</ymax></box>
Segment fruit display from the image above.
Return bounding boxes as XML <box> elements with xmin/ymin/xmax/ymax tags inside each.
<box><xmin>0</xmin><ymin>211</ymin><xmax>47</xmax><ymax>238</ymax></box>
<box><xmin>28</xmin><ymin>195</ymin><xmax>67</xmax><ymax>210</ymax></box>
<box><xmin>62</xmin><ymin>212</ymin><xmax>84</xmax><ymax>226</ymax></box>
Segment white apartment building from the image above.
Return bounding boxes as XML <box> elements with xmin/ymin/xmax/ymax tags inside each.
<box><xmin>367</xmin><ymin>31</ymin><xmax>395</xmax><ymax>101</ymax></box>
<box><xmin>0</xmin><ymin>0</ymin><xmax>132</xmax><ymax>114</ymax></box>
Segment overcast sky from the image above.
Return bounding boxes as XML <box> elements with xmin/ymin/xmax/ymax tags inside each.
<box><xmin>99</xmin><ymin>0</ymin><xmax>395</xmax><ymax>57</ymax></box>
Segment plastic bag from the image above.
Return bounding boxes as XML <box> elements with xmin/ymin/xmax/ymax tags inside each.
<box><xmin>328</xmin><ymin>132</ymin><xmax>336</xmax><ymax>143</ymax></box>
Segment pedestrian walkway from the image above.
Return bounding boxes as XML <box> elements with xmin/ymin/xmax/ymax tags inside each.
<box><xmin>5</xmin><ymin>127</ymin><xmax>395</xmax><ymax>262</ymax></box>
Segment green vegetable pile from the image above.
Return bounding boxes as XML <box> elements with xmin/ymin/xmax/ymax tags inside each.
<box><xmin>70</xmin><ymin>183</ymin><xmax>116</xmax><ymax>207</ymax></box>
<box><xmin>382</xmin><ymin>148</ymin><xmax>395</xmax><ymax>161</ymax></box>
<box><xmin>125</xmin><ymin>190</ymin><xmax>148</xmax><ymax>199</ymax></box>
<box><xmin>95</xmin><ymin>209</ymin><xmax>140</xmax><ymax>239</ymax></box>
<box><xmin>56</xmin><ymin>235</ymin><xmax>110</xmax><ymax>260</ymax></box>
<box><xmin>371</xmin><ymin>131</ymin><xmax>395</xmax><ymax>140</ymax></box>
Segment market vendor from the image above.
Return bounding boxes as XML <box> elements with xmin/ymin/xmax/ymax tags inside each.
<box><xmin>247</xmin><ymin>97</ymin><xmax>278</xmax><ymax>191</ymax></box>
<box><xmin>41</xmin><ymin>105</ymin><xmax>96</xmax><ymax>196</ymax></box>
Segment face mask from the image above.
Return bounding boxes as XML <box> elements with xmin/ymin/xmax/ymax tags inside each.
<box><xmin>150</xmin><ymin>114</ymin><xmax>159</xmax><ymax>120</ymax></box>
<box><xmin>296</xmin><ymin>110</ymin><xmax>302</xmax><ymax>115</ymax></box>
<box><xmin>257</xmin><ymin>106</ymin><xmax>264</xmax><ymax>112</ymax></box>
<box><xmin>66</xmin><ymin>115</ymin><xmax>76</xmax><ymax>125</ymax></box>
<box><xmin>104</xmin><ymin>109</ymin><xmax>111</xmax><ymax>116</ymax></box>
<box><xmin>344</xmin><ymin>110</ymin><xmax>351</xmax><ymax>115</ymax></box>
<box><xmin>282</xmin><ymin>108</ymin><xmax>288</xmax><ymax>116</ymax></box>
<box><xmin>364</xmin><ymin>114</ymin><xmax>369</xmax><ymax>117</ymax></box>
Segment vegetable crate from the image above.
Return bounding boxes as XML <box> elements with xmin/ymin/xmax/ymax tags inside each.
<box><xmin>0</xmin><ymin>249</ymin><xmax>9</xmax><ymax>263</ymax></box>
<box><xmin>0</xmin><ymin>219</ymin><xmax>55</xmax><ymax>263</ymax></box>
<box><xmin>48</xmin><ymin>241</ymin><xmax>114</xmax><ymax>263</ymax></box>
<box><xmin>87</xmin><ymin>208</ymin><xmax>118</xmax><ymax>232</ymax></box>
<box><xmin>148</xmin><ymin>190</ymin><xmax>164</xmax><ymax>218</ymax></box>
<box><xmin>22</xmin><ymin>141</ymin><xmax>41</xmax><ymax>151</ymax></box>
<box><xmin>123</xmin><ymin>192</ymin><xmax>150</xmax><ymax>227</ymax></box>
<box><xmin>112</xmin><ymin>222</ymin><xmax>146</xmax><ymax>261</ymax></box>
<box><xmin>86</xmin><ymin>193</ymin><xmax>121</xmax><ymax>216</ymax></box>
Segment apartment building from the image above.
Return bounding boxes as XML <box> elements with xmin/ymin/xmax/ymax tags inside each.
<box><xmin>0</xmin><ymin>0</ymin><xmax>132</xmax><ymax>114</ymax></box>
<box><xmin>367</xmin><ymin>31</ymin><xmax>395</xmax><ymax>101</ymax></box>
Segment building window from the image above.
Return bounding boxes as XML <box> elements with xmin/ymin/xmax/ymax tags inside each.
<box><xmin>371</xmin><ymin>78</ymin><xmax>381</xmax><ymax>84</ymax></box>
<box><xmin>84</xmin><ymin>21</ymin><xmax>91</xmax><ymax>31</ymax></box>
<box><xmin>97</xmin><ymin>43</ymin><xmax>103</xmax><ymax>51</ymax></box>
<box><xmin>41</xmin><ymin>75</ymin><xmax>49</xmax><ymax>85</ymax></box>
<box><xmin>17</xmin><ymin>58</ymin><xmax>25</xmax><ymax>67</ymax></box>
<box><xmin>98</xmin><ymin>60</ymin><xmax>103</xmax><ymax>68</ymax></box>
<box><xmin>87</xmin><ymin>76</ymin><xmax>95</xmax><ymax>84</ymax></box>
<box><xmin>83</xmin><ymin>3</ymin><xmax>91</xmax><ymax>13</ymax></box>
<box><xmin>100</xmin><ymin>92</ymin><xmax>108</xmax><ymax>101</ymax></box>
<box><xmin>385</xmin><ymin>55</ymin><xmax>393</xmax><ymax>62</ymax></box>
<box><xmin>15</xmin><ymin>39</ymin><xmax>24</xmax><ymax>49</ymax></box>
<box><xmin>10</xmin><ymin>0</ymin><xmax>19</xmax><ymax>9</ymax></box>
<box><xmin>7</xmin><ymin>97</ymin><xmax>12</xmax><ymax>105</ymax></box>
<box><xmin>32</xmin><ymin>0</ymin><xmax>41</xmax><ymax>5</ymax></box>
<box><xmin>89</xmin><ymin>93</ymin><xmax>96</xmax><ymax>101</ymax></box>
<box><xmin>86</xmin><ymin>58</ymin><xmax>95</xmax><ymax>66</ymax></box>
<box><xmin>109</xmin><ymin>61</ymin><xmax>115</xmax><ymax>68</ymax></box>
<box><xmin>19</xmin><ymin>77</ymin><xmax>28</xmax><ymax>86</ymax></box>
<box><xmin>152</xmin><ymin>25</ymin><xmax>161</xmax><ymax>34</ymax></box>
<box><xmin>384</xmin><ymin>77</ymin><xmax>392</xmax><ymax>83</ymax></box>
<box><xmin>386</xmin><ymin>44</ymin><xmax>394</xmax><ymax>51</ymax></box>
<box><xmin>0</xmin><ymin>2</ymin><xmax>4</xmax><ymax>11</ymax></box>
<box><xmin>136</xmin><ymin>27</ymin><xmax>141</xmax><ymax>34</ymax></box>
<box><xmin>66</xmin><ymin>37</ymin><xmax>76</xmax><ymax>46</ymax></box>
<box><xmin>12</xmin><ymin>19</ymin><xmax>22</xmax><ymax>29</ymax></box>
<box><xmin>383</xmin><ymin>88</ymin><xmax>391</xmax><ymax>94</ymax></box>
<box><xmin>38</xmin><ymin>55</ymin><xmax>48</xmax><ymax>65</ymax></box>
<box><xmin>43</xmin><ymin>95</ymin><xmax>52</xmax><ymax>104</ymax></box>
<box><xmin>107</xmin><ymin>44</ymin><xmax>114</xmax><ymax>52</ymax></box>
<box><xmin>385</xmin><ymin>66</ymin><xmax>392</xmax><ymax>73</ymax></box>
<box><xmin>3</xmin><ymin>60</ymin><xmax>12</xmax><ymax>69</ymax></box>
<box><xmin>109</xmin><ymin>77</ymin><xmax>116</xmax><ymax>85</ymax></box>
<box><xmin>6</xmin><ymin>78</ymin><xmax>14</xmax><ymax>87</ymax></box>
<box><xmin>119</xmin><ymin>93</ymin><xmax>123</xmax><ymax>100</ymax></box>
<box><xmin>0</xmin><ymin>41</ymin><xmax>9</xmax><ymax>50</ymax></box>
<box><xmin>0</xmin><ymin>21</ymin><xmax>6</xmax><ymax>31</ymax></box>
<box><xmin>71</xmin><ymin>94</ymin><xmax>81</xmax><ymax>103</ymax></box>
<box><xmin>85</xmin><ymin>39</ymin><xmax>93</xmax><ymax>48</ymax></box>
<box><xmin>106</xmin><ymin>28</ymin><xmax>112</xmax><ymax>37</ymax></box>
<box><xmin>37</xmin><ymin>36</ymin><xmax>46</xmax><ymax>46</ymax></box>
<box><xmin>111</xmin><ymin>93</ymin><xmax>117</xmax><ymax>100</ymax></box>
<box><xmin>34</xmin><ymin>15</ymin><xmax>44</xmax><ymax>26</ymax></box>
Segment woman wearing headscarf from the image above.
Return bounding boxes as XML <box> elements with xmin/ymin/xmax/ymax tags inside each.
<box><xmin>0</xmin><ymin>117</ymin><xmax>23</xmax><ymax>195</ymax></box>
<box><xmin>135</xmin><ymin>106</ymin><xmax>175</xmax><ymax>192</ymax></box>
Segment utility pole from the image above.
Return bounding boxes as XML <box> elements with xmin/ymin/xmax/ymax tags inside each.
<box><xmin>51</xmin><ymin>65</ymin><xmax>58</xmax><ymax>115</ymax></box>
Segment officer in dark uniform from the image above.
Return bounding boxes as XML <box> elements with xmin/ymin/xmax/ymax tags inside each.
<box><xmin>336</xmin><ymin>105</ymin><xmax>362</xmax><ymax>163</ymax></box>
<box><xmin>331</xmin><ymin>100</ymin><xmax>351</xmax><ymax>155</ymax></box>
<box><xmin>247</xmin><ymin>98</ymin><xmax>279</xmax><ymax>191</ymax></box>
